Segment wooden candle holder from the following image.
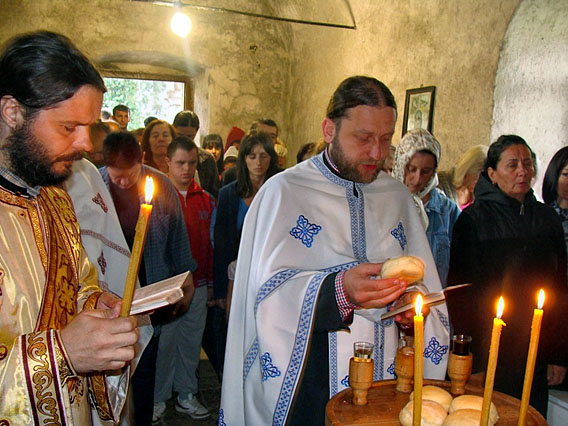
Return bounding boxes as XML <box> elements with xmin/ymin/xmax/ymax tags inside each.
<box><xmin>394</xmin><ymin>346</ymin><xmax>415</xmax><ymax>392</ymax></box>
<box><xmin>447</xmin><ymin>352</ymin><xmax>472</xmax><ymax>396</ymax></box>
<box><xmin>349</xmin><ymin>357</ymin><xmax>374</xmax><ymax>405</ymax></box>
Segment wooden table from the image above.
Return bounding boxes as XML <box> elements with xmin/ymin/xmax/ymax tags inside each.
<box><xmin>325</xmin><ymin>379</ymin><xmax>547</xmax><ymax>425</ymax></box>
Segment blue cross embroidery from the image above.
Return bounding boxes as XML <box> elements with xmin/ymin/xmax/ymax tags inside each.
<box><xmin>340</xmin><ymin>375</ymin><xmax>349</xmax><ymax>387</ymax></box>
<box><xmin>290</xmin><ymin>215</ymin><xmax>322</xmax><ymax>248</ymax></box>
<box><xmin>390</xmin><ymin>222</ymin><xmax>407</xmax><ymax>251</ymax></box>
<box><xmin>424</xmin><ymin>337</ymin><xmax>448</xmax><ymax>365</ymax></box>
<box><xmin>260</xmin><ymin>352</ymin><xmax>282</xmax><ymax>381</ymax></box>
<box><xmin>387</xmin><ymin>361</ymin><xmax>396</xmax><ymax>377</ymax></box>
<box><xmin>217</xmin><ymin>409</ymin><xmax>226</xmax><ymax>426</ymax></box>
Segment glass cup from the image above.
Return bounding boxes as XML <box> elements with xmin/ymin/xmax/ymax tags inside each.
<box><xmin>451</xmin><ymin>335</ymin><xmax>472</xmax><ymax>356</ymax></box>
<box><xmin>353</xmin><ymin>341</ymin><xmax>373</xmax><ymax>362</ymax></box>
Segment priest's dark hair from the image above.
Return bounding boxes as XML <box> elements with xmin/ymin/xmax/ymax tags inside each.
<box><xmin>0</xmin><ymin>31</ymin><xmax>105</xmax><ymax>117</ymax></box>
<box><xmin>103</xmin><ymin>131</ymin><xmax>143</xmax><ymax>169</ymax></box>
<box><xmin>326</xmin><ymin>76</ymin><xmax>397</xmax><ymax>128</ymax></box>
<box><xmin>236</xmin><ymin>132</ymin><xmax>279</xmax><ymax>198</ymax></box>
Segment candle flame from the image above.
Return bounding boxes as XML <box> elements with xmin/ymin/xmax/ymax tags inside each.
<box><xmin>145</xmin><ymin>177</ymin><xmax>154</xmax><ymax>204</ymax></box>
<box><xmin>415</xmin><ymin>294</ymin><xmax>423</xmax><ymax>316</ymax></box>
<box><xmin>497</xmin><ymin>296</ymin><xmax>504</xmax><ymax>319</ymax></box>
<box><xmin>538</xmin><ymin>289</ymin><xmax>545</xmax><ymax>310</ymax></box>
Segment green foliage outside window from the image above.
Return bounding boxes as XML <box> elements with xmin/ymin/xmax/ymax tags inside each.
<box><xmin>102</xmin><ymin>78</ymin><xmax>185</xmax><ymax>129</ymax></box>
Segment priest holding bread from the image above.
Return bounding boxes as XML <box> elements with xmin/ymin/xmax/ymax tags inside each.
<box><xmin>220</xmin><ymin>76</ymin><xmax>450</xmax><ymax>425</ymax></box>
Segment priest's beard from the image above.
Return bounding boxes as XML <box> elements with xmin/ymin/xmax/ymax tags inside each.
<box><xmin>4</xmin><ymin>118</ymin><xmax>83</xmax><ymax>187</ymax></box>
<box><xmin>329</xmin><ymin>134</ymin><xmax>384</xmax><ymax>184</ymax></box>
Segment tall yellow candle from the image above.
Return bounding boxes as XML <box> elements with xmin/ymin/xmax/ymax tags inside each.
<box><xmin>413</xmin><ymin>295</ymin><xmax>423</xmax><ymax>426</ymax></box>
<box><xmin>518</xmin><ymin>289</ymin><xmax>545</xmax><ymax>426</ymax></box>
<box><xmin>120</xmin><ymin>176</ymin><xmax>154</xmax><ymax>317</ymax></box>
<box><xmin>481</xmin><ymin>296</ymin><xmax>506</xmax><ymax>426</ymax></box>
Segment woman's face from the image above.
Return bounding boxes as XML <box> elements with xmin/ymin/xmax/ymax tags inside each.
<box><xmin>556</xmin><ymin>163</ymin><xmax>568</xmax><ymax>204</ymax></box>
<box><xmin>488</xmin><ymin>144</ymin><xmax>534</xmax><ymax>202</ymax></box>
<box><xmin>206</xmin><ymin>144</ymin><xmax>222</xmax><ymax>162</ymax></box>
<box><xmin>245</xmin><ymin>144</ymin><xmax>271</xmax><ymax>180</ymax></box>
<box><xmin>149</xmin><ymin>124</ymin><xmax>172</xmax><ymax>156</ymax></box>
<box><xmin>403</xmin><ymin>152</ymin><xmax>436</xmax><ymax>194</ymax></box>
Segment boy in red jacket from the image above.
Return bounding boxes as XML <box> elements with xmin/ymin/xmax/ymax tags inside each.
<box><xmin>153</xmin><ymin>136</ymin><xmax>216</xmax><ymax>422</ymax></box>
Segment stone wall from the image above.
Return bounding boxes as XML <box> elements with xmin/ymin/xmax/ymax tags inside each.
<box><xmin>0</xmin><ymin>0</ymin><xmax>292</xmax><ymax>145</ymax></box>
<box><xmin>491</xmin><ymin>0</ymin><xmax>568</xmax><ymax>198</ymax></box>
<box><xmin>1</xmin><ymin>0</ymin><xmax>526</xmax><ymax>169</ymax></box>
<box><xmin>285</xmin><ymin>0</ymin><xmax>519</xmax><ymax>169</ymax></box>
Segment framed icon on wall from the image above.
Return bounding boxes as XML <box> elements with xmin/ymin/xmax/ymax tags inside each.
<box><xmin>402</xmin><ymin>86</ymin><xmax>436</xmax><ymax>136</ymax></box>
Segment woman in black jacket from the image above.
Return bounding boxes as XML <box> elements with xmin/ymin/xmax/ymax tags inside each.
<box><xmin>204</xmin><ymin>133</ymin><xmax>279</xmax><ymax>377</ymax></box>
<box><xmin>447</xmin><ymin>135</ymin><xmax>568</xmax><ymax>416</ymax></box>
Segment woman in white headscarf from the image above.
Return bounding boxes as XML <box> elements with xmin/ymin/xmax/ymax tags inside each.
<box><xmin>392</xmin><ymin>129</ymin><xmax>460</xmax><ymax>287</ymax></box>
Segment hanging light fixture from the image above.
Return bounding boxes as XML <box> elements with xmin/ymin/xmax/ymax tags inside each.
<box><xmin>170</xmin><ymin>2</ymin><xmax>192</xmax><ymax>38</ymax></box>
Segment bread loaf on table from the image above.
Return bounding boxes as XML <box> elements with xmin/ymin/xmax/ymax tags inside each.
<box><xmin>449</xmin><ymin>395</ymin><xmax>499</xmax><ymax>425</ymax></box>
<box><xmin>409</xmin><ymin>385</ymin><xmax>453</xmax><ymax>412</ymax></box>
<box><xmin>399</xmin><ymin>399</ymin><xmax>447</xmax><ymax>426</ymax></box>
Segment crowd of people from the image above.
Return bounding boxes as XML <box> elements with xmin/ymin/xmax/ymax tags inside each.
<box><xmin>1</xmin><ymin>30</ymin><xmax>568</xmax><ymax>426</ymax></box>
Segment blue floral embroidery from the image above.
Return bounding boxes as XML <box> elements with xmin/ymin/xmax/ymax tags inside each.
<box><xmin>260</xmin><ymin>352</ymin><xmax>282</xmax><ymax>381</ymax></box>
<box><xmin>387</xmin><ymin>361</ymin><xmax>396</xmax><ymax>377</ymax></box>
<box><xmin>390</xmin><ymin>222</ymin><xmax>407</xmax><ymax>251</ymax></box>
<box><xmin>424</xmin><ymin>337</ymin><xmax>448</xmax><ymax>365</ymax></box>
<box><xmin>290</xmin><ymin>215</ymin><xmax>322</xmax><ymax>248</ymax></box>
<box><xmin>217</xmin><ymin>409</ymin><xmax>226</xmax><ymax>426</ymax></box>
<box><xmin>435</xmin><ymin>308</ymin><xmax>450</xmax><ymax>333</ymax></box>
<box><xmin>340</xmin><ymin>375</ymin><xmax>349</xmax><ymax>387</ymax></box>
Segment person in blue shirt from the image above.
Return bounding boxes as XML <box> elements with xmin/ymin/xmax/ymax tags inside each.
<box><xmin>392</xmin><ymin>129</ymin><xmax>460</xmax><ymax>287</ymax></box>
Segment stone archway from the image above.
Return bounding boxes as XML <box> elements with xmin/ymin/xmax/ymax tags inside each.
<box><xmin>491</xmin><ymin>0</ymin><xmax>568</xmax><ymax>197</ymax></box>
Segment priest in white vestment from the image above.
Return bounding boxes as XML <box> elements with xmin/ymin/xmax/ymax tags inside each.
<box><xmin>220</xmin><ymin>76</ymin><xmax>450</xmax><ymax>426</ymax></box>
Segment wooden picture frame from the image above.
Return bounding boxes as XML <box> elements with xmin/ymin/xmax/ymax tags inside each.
<box><xmin>401</xmin><ymin>86</ymin><xmax>436</xmax><ymax>136</ymax></box>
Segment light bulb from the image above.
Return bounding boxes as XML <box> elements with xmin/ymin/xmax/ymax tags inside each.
<box><xmin>171</xmin><ymin>11</ymin><xmax>192</xmax><ymax>38</ymax></box>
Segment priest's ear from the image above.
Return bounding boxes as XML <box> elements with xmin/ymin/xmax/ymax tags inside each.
<box><xmin>0</xmin><ymin>95</ymin><xmax>24</xmax><ymax>130</ymax></box>
<box><xmin>322</xmin><ymin>117</ymin><xmax>337</xmax><ymax>145</ymax></box>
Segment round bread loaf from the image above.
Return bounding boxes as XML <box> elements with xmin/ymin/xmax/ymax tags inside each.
<box><xmin>399</xmin><ymin>399</ymin><xmax>447</xmax><ymax>426</ymax></box>
<box><xmin>442</xmin><ymin>409</ymin><xmax>483</xmax><ymax>426</ymax></box>
<box><xmin>449</xmin><ymin>395</ymin><xmax>498</xmax><ymax>425</ymax></box>
<box><xmin>410</xmin><ymin>385</ymin><xmax>453</xmax><ymax>412</ymax></box>
<box><xmin>381</xmin><ymin>255</ymin><xmax>425</xmax><ymax>284</ymax></box>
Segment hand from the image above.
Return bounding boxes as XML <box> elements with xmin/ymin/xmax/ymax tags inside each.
<box><xmin>343</xmin><ymin>263</ymin><xmax>408</xmax><ymax>309</ymax></box>
<box><xmin>547</xmin><ymin>364</ymin><xmax>567</xmax><ymax>386</ymax></box>
<box><xmin>96</xmin><ymin>292</ymin><xmax>122</xmax><ymax>317</ymax></box>
<box><xmin>215</xmin><ymin>298</ymin><xmax>227</xmax><ymax>310</ymax></box>
<box><xmin>60</xmin><ymin>309</ymin><xmax>139</xmax><ymax>373</ymax></box>
<box><xmin>170</xmin><ymin>273</ymin><xmax>195</xmax><ymax>318</ymax></box>
<box><xmin>393</xmin><ymin>291</ymin><xmax>431</xmax><ymax>328</ymax></box>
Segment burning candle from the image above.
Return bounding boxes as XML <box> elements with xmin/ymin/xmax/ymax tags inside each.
<box><xmin>518</xmin><ymin>290</ymin><xmax>545</xmax><ymax>426</ymax></box>
<box><xmin>413</xmin><ymin>295</ymin><xmax>423</xmax><ymax>426</ymax></box>
<box><xmin>481</xmin><ymin>296</ymin><xmax>506</xmax><ymax>426</ymax></box>
<box><xmin>120</xmin><ymin>176</ymin><xmax>154</xmax><ymax>317</ymax></box>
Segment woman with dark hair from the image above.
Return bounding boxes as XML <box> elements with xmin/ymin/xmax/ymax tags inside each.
<box><xmin>141</xmin><ymin>119</ymin><xmax>175</xmax><ymax>173</ymax></box>
<box><xmin>447</xmin><ymin>135</ymin><xmax>568</xmax><ymax>415</ymax></box>
<box><xmin>543</xmin><ymin>146</ymin><xmax>568</xmax><ymax>265</ymax></box>
<box><xmin>208</xmin><ymin>133</ymin><xmax>279</xmax><ymax>377</ymax></box>
<box><xmin>203</xmin><ymin>133</ymin><xmax>224</xmax><ymax>176</ymax></box>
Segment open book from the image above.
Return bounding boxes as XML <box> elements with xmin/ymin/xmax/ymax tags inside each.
<box><xmin>130</xmin><ymin>271</ymin><xmax>190</xmax><ymax>315</ymax></box>
<box><xmin>380</xmin><ymin>283</ymin><xmax>471</xmax><ymax>320</ymax></box>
